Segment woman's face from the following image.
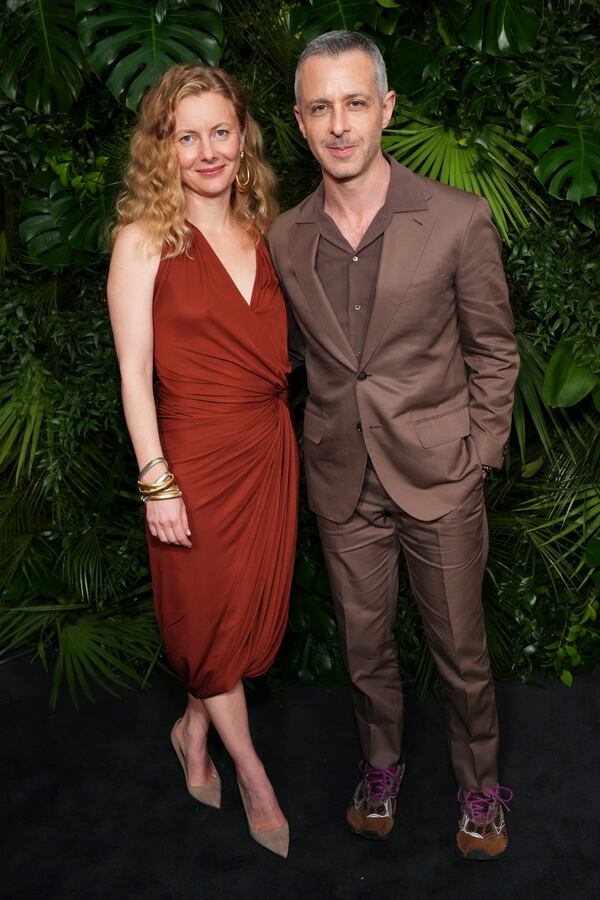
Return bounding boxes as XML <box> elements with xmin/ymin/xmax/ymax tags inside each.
<box><xmin>173</xmin><ymin>92</ymin><xmax>244</xmax><ymax>200</ymax></box>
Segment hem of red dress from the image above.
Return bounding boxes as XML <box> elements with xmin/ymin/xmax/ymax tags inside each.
<box><xmin>185</xmin><ymin>663</ymin><xmax>276</xmax><ymax>700</ymax></box>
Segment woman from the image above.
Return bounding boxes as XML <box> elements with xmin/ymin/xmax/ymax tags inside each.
<box><xmin>107</xmin><ymin>65</ymin><xmax>299</xmax><ymax>858</ymax></box>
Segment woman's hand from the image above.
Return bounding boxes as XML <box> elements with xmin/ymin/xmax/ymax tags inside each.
<box><xmin>146</xmin><ymin>496</ymin><xmax>192</xmax><ymax>548</ymax></box>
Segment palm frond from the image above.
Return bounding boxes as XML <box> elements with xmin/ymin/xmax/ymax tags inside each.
<box><xmin>30</xmin><ymin>276</ymin><xmax>58</xmax><ymax>319</ymax></box>
<box><xmin>0</xmin><ymin>477</ymin><xmax>53</xmax><ymax>594</ymax></box>
<box><xmin>50</xmin><ymin>607</ymin><xmax>161</xmax><ymax>708</ymax></box>
<box><xmin>0</xmin><ymin>608</ymin><xmax>57</xmax><ymax>657</ymax></box>
<box><xmin>382</xmin><ymin>107</ymin><xmax>548</xmax><ymax>242</ymax></box>
<box><xmin>59</xmin><ymin>519</ymin><xmax>145</xmax><ymax>606</ymax></box>
<box><xmin>271</xmin><ymin>113</ymin><xmax>307</xmax><ymax>163</ymax></box>
<box><xmin>515</xmin><ymin>486</ymin><xmax>600</xmax><ymax>584</ymax></box>
<box><xmin>226</xmin><ymin>0</ymin><xmax>303</xmax><ymax>91</ymax></box>
<box><xmin>0</xmin><ymin>361</ymin><xmax>52</xmax><ymax>483</ymax></box>
<box><xmin>490</xmin><ymin>420</ymin><xmax>600</xmax><ymax>589</ymax></box>
<box><xmin>0</xmin><ymin>479</ymin><xmax>47</xmax><ymax>538</ymax></box>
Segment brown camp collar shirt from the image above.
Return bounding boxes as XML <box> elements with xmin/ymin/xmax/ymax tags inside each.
<box><xmin>315</xmin><ymin>156</ymin><xmax>402</xmax><ymax>361</ymax></box>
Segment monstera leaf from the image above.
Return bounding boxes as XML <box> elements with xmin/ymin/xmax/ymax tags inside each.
<box><xmin>527</xmin><ymin>122</ymin><xmax>600</xmax><ymax>204</ymax></box>
<box><xmin>0</xmin><ymin>0</ymin><xmax>84</xmax><ymax>113</ymax></box>
<box><xmin>20</xmin><ymin>173</ymin><xmax>110</xmax><ymax>270</ymax></box>
<box><xmin>20</xmin><ymin>174</ymin><xmax>76</xmax><ymax>269</ymax></box>
<box><xmin>293</xmin><ymin>0</ymin><xmax>378</xmax><ymax>42</ymax></box>
<box><xmin>462</xmin><ymin>0</ymin><xmax>541</xmax><ymax>56</ymax></box>
<box><xmin>76</xmin><ymin>0</ymin><xmax>223</xmax><ymax>111</ymax></box>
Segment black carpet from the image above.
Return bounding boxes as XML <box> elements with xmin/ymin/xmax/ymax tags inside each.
<box><xmin>3</xmin><ymin>658</ymin><xmax>599</xmax><ymax>900</ymax></box>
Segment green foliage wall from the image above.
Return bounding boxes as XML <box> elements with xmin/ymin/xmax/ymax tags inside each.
<box><xmin>0</xmin><ymin>0</ymin><xmax>599</xmax><ymax>704</ymax></box>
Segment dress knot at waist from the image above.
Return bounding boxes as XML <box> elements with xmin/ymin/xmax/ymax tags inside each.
<box><xmin>157</xmin><ymin>383</ymin><xmax>288</xmax><ymax>419</ymax></box>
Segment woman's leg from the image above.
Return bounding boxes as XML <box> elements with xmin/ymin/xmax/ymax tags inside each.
<box><xmin>173</xmin><ymin>694</ymin><xmax>213</xmax><ymax>782</ymax></box>
<box><xmin>203</xmin><ymin>681</ymin><xmax>285</xmax><ymax>829</ymax></box>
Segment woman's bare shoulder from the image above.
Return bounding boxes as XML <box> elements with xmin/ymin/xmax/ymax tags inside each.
<box><xmin>112</xmin><ymin>221</ymin><xmax>160</xmax><ymax>260</ymax></box>
<box><xmin>108</xmin><ymin>223</ymin><xmax>163</xmax><ymax>303</ymax></box>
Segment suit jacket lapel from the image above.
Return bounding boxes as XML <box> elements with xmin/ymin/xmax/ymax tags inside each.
<box><xmin>360</xmin><ymin>208</ymin><xmax>436</xmax><ymax>369</ymax></box>
<box><xmin>289</xmin><ymin>221</ymin><xmax>358</xmax><ymax>370</ymax></box>
<box><xmin>286</xmin><ymin>161</ymin><xmax>435</xmax><ymax>372</ymax></box>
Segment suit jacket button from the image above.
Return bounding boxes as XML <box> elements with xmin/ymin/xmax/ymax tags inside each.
<box><xmin>357</xmin><ymin>371</ymin><xmax>367</xmax><ymax>381</ymax></box>
<box><xmin>356</xmin><ymin>423</ymin><xmax>362</xmax><ymax>432</ymax></box>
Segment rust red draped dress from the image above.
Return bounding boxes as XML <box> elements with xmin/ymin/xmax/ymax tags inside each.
<box><xmin>149</xmin><ymin>222</ymin><xmax>299</xmax><ymax>698</ymax></box>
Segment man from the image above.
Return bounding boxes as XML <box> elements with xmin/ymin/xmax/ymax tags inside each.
<box><xmin>269</xmin><ymin>31</ymin><xmax>519</xmax><ymax>859</ymax></box>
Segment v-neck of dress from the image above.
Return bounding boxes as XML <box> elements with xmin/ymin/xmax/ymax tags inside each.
<box><xmin>186</xmin><ymin>219</ymin><xmax>258</xmax><ymax>309</ymax></box>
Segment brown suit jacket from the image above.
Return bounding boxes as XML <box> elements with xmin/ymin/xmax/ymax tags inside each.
<box><xmin>269</xmin><ymin>160</ymin><xmax>520</xmax><ymax>523</ymax></box>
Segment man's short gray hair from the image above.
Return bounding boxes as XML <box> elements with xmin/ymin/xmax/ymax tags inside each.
<box><xmin>294</xmin><ymin>30</ymin><xmax>388</xmax><ymax>104</ymax></box>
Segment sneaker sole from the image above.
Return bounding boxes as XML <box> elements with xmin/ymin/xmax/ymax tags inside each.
<box><xmin>457</xmin><ymin>846</ymin><xmax>507</xmax><ymax>861</ymax></box>
<box><xmin>348</xmin><ymin>825</ymin><xmax>393</xmax><ymax>842</ymax></box>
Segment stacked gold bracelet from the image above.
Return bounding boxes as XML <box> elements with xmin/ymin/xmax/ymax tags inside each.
<box><xmin>137</xmin><ymin>457</ymin><xmax>183</xmax><ymax>504</ymax></box>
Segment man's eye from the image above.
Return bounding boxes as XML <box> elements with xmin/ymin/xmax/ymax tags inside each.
<box><xmin>349</xmin><ymin>100</ymin><xmax>364</xmax><ymax>108</ymax></box>
<box><xmin>311</xmin><ymin>105</ymin><xmax>326</xmax><ymax>114</ymax></box>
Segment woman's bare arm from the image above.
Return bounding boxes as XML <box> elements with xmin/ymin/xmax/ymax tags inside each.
<box><xmin>107</xmin><ymin>223</ymin><xmax>191</xmax><ymax>547</ymax></box>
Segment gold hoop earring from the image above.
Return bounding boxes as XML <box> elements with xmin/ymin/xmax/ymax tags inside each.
<box><xmin>235</xmin><ymin>150</ymin><xmax>251</xmax><ymax>192</ymax></box>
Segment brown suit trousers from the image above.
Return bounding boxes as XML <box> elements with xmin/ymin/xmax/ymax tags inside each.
<box><xmin>317</xmin><ymin>463</ymin><xmax>498</xmax><ymax>789</ymax></box>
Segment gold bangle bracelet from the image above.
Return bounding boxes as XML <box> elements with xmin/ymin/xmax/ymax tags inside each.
<box><xmin>137</xmin><ymin>472</ymin><xmax>175</xmax><ymax>494</ymax></box>
<box><xmin>147</xmin><ymin>488</ymin><xmax>183</xmax><ymax>501</ymax></box>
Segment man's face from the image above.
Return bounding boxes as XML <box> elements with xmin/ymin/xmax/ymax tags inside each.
<box><xmin>294</xmin><ymin>50</ymin><xmax>395</xmax><ymax>182</ymax></box>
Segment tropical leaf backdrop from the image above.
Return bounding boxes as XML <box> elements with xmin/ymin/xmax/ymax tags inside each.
<box><xmin>381</xmin><ymin>109</ymin><xmax>548</xmax><ymax>241</ymax></box>
<box><xmin>0</xmin><ymin>0</ymin><xmax>84</xmax><ymax>114</ymax></box>
<box><xmin>0</xmin><ymin>0</ymin><xmax>598</xmax><ymax>704</ymax></box>
<box><xmin>77</xmin><ymin>0</ymin><xmax>224</xmax><ymax>110</ymax></box>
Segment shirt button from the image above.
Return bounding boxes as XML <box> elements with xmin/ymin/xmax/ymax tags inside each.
<box><xmin>354</xmin><ymin>304</ymin><xmax>361</xmax><ymax>311</ymax></box>
<box><xmin>356</xmin><ymin>423</ymin><xmax>362</xmax><ymax>433</ymax></box>
<box><xmin>355</xmin><ymin>351</ymin><xmax>362</xmax><ymax>358</ymax></box>
<box><xmin>352</xmin><ymin>255</ymin><xmax>358</xmax><ymax>262</ymax></box>
<box><xmin>357</xmin><ymin>371</ymin><xmax>368</xmax><ymax>381</ymax></box>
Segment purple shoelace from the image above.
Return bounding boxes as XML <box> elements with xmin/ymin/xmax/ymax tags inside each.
<box><xmin>457</xmin><ymin>784</ymin><xmax>513</xmax><ymax>822</ymax></box>
<box><xmin>359</xmin><ymin>759</ymin><xmax>401</xmax><ymax>802</ymax></box>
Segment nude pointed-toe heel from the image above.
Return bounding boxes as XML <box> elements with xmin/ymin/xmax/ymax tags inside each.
<box><xmin>237</xmin><ymin>780</ymin><xmax>289</xmax><ymax>858</ymax></box>
<box><xmin>170</xmin><ymin>719</ymin><xmax>221</xmax><ymax>809</ymax></box>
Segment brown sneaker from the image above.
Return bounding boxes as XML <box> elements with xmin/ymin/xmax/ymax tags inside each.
<box><xmin>346</xmin><ymin>759</ymin><xmax>406</xmax><ymax>841</ymax></box>
<box><xmin>456</xmin><ymin>785</ymin><xmax>513</xmax><ymax>860</ymax></box>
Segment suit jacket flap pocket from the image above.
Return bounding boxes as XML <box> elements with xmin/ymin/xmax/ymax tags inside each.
<box><xmin>414</xmin><ymin>406</ymin><xmax>470</xmax><ymax>449</ymax></box>
<box><xmin>304</xmin><ymin>409</ymin><xmax>326</xmax><ymax>445</ymax></box>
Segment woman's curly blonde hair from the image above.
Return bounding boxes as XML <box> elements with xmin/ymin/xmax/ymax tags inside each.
<box><xmin>114</xmin><ymin>64</ymin><xmax>278</xmax><ymax>256</ymax></box>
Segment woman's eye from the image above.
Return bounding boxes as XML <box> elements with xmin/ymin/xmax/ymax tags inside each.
<box><xmin>214</xmin><ymin>128</ymin><xmax>229</xmax><ymax>139</ymax></box>
<box><xmin>180</xmin><ymin>134</ymin><xmax>194</xmax><ymax>144</ymax></box>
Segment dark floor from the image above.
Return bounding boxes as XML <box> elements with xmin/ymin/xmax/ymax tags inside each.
<box><xmin>2</xmin><ymin>658</ymin><xmax>599</xmax><ymax>900</ymax></box>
